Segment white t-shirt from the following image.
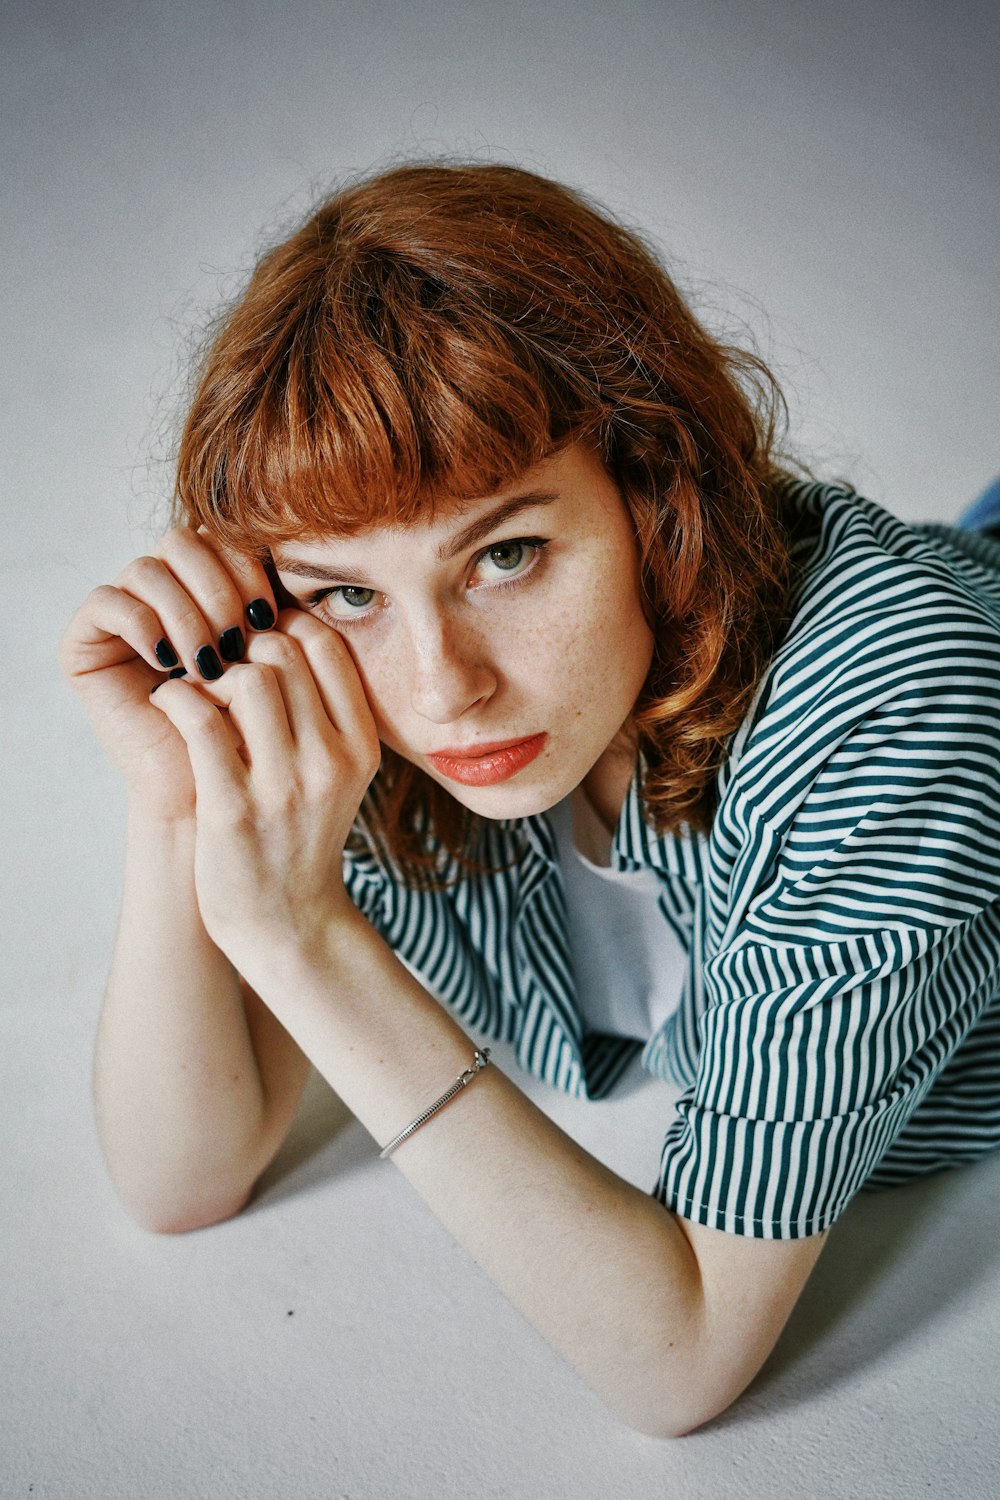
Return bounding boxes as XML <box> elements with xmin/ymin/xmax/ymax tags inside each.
<box><xmin>548</xmin><ymin>788</ymin><xmax>686</xmax><ymax>1041</ymax></box>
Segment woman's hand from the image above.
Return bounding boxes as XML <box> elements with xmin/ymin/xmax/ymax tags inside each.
<box><xmin>147</xmin><ymin>611</ymin><xmax>381</xmax><ymax>982</ymax></box>
<box><xmin>59</xmin><ymin>529</ymin><xmax>279</xmax><ymax>822</ymax></box>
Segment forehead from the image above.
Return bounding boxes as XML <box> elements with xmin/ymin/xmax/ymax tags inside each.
<box><xmin>271</xmin><ymin>443</ymin><xmax>615</xmax><ymax>563</ymax></box>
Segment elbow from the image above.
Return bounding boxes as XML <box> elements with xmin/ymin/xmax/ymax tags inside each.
<box><xmin>611</xmin><ymin>1394</ymin><xmax>728</xmax><ymax>1442</ymax></box>
<box><xmin>95</xmin><ymin>1131</ymin><xmax>266</xmax><ymax>1235</ymax></box>
<box><xmin>612</xmin><ymin>1386</ymin><xmax>739</xmax><ymax>1441</ymax></box>
<box><xmin>115</xmin><ymin>1181</ymin><xmax>255</xmax><ymax>1237</ymax></box>
<box><xmin>597</xmin><ymin>1344</ymin><xmax>750</xmax><ymax>1440</ymax></box>
<box><xmin>135</xmin><ymin>1196</ymin><xmax>251</xmax><ymax>1237</ymax></box>
<box><xmin>634</xmin><ymin>1397</ymin><xmax>734</xmax><ymax>1440</ymax></box>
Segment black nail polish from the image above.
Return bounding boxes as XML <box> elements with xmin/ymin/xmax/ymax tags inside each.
<box><xmin>168</xmin><ymin>666</ymin><xmax>187</xmax><ymax>679</ymax></box>
<box><xmin>195</xmin><ymin>645</ymin><xmax>224</xmax><ymax>681</ymax></box>
<box><xmin>219</xmin><ymin>625</ymin><xmax>245</xmax><ymax>662</ymax></box>
<box><xmin>246</xmin><ymin>598</ymin><xmax>275</xmax><ymax>631</ymax></box>
<box><xmin>154</xmin><ymin>638</ymin><xmax>179</xmax><ymax>669</ymax></box>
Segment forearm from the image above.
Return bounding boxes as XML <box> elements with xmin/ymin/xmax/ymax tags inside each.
<box><xmin>95</xmin><ymin>809</ymin><xmax>307</xmax><ymax>1231</ymax></box>
<box><xmin>242</xmin><ymin>909</ymin><xmax>708</xmax><ymax>1435</ymax></box>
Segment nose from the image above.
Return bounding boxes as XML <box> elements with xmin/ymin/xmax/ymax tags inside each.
<box><xmin>407</xmin><ymin>611</ymin><xmax>496</xmax><ymax>725</ymax></box>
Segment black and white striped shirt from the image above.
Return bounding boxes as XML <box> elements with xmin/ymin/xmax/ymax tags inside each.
<box><xmin>345</xmin><ymin>481</ymin><xmax>1000</xmax><ymax>1238</ymax></box>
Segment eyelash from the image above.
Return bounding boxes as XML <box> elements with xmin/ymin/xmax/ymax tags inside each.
<box><xmin>306</xmin><ymin>537</ymin><xmax>551</xmax><ymax>627</ymax></box>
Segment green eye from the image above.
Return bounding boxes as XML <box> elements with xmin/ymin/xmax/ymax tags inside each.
<box><xmin>488</xmin><ymin>542</ymin><xmax>526</xmax><ymax>571</ymax></box>
<box><xmin>473</xmin><ymin>537</ymin><xmax>548</xmax><ymax>589</ymax></box>
<box><xmin>341</xmin><ymin>587</ymin><xmax>375</xmax><ymax>608</ymax></box>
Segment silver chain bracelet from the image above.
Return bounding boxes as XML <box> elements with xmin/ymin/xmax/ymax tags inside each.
<box><xmin>378</xmin><ymin>1048</ymin><xmax>492</xmax><ymax>1160</ymax></box>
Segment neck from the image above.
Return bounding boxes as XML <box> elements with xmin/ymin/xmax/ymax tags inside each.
<box><xmin>581</xmin><ymin>734</ymin><xmax>636</xmax><ymax>834</ymax></box>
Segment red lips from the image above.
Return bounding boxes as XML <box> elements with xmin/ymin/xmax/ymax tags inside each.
<box><xmin>426</xmin><ymin>733</ymin><xmax>548</xmax><ymax>786</ymax></box>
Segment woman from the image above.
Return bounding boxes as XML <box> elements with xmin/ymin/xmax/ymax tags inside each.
<box><xmin>59</xmin><ymin>162</ymin><xmax>1000</xmax><ymax>1436</ymax></box>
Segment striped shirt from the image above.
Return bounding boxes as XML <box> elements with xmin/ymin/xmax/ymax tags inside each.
<box><xmin>344</xmin><ymin>480</ymin><xmax>1000</xmax><ymax>1239</ymax></box>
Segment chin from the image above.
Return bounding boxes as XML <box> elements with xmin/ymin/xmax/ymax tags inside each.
<box><xmin>433</xmin><ymin>770</ymin><xmax>575</xmax><ymax>822</ymax></box>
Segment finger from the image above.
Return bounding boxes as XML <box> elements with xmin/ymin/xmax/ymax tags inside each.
<box><xmin>277</xmin><ymin>611</ymin><xmax>380</xmax><ymax>756</ymax></box>
<box><xmin>148</xmin><ymin>678</ymin><xmax>248</xmax><ymax>804</ymax></box>
<box><xmin>115</xmin><ymin>553</ymin><xmax>226</xmax><ymax>681</ymax></box>
<box><xmin>241</xmin><ymin>629</ymin><xmax>334</xmax><ymax>745</ymax></box>
<box><xmin>60</xmin><ymin>582</ymin><xmax>183</xmax><ymax>677</ymax></box>
<box><xmin>151</xmin><ymin>529</ymin><xmax>257</xmax><ymax>676</ymax></box>
<box><xmin>195</xmin><ymin>526</ymin><xmax>279</xmax><ymax>637</ymax></box>
<box><xmin>191</xmin><ymin>661</ymin><xmax>295</xmax><ymax>784</ymax></box>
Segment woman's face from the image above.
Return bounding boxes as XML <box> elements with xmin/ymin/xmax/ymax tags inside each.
<box><xmin>273</xmin><ymin>443</ymin><xmax>655</xmax><ymax>820</ymax></box>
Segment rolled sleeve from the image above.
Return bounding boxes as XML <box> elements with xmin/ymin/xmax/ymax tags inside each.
<box><xmin>653</xmin><ymin>802</ymin><xmax>1000</xmax><ymax>1237</ymax></box>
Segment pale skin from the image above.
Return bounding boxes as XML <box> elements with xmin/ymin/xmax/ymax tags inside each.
<box><xmin>60</xmin><ymin>443</ymin><xmax>826</xmax><ymax>1437</ymax></box>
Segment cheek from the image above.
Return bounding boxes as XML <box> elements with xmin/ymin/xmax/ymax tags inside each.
<box><xmin>497</xmin><ymin>604</ymin><xmax>584</xmax><ymax>687</ymax></box>
<box><xmin>537</xmin><ymin>569</ymin><xmax>651</xmax><ymax>689</ymax></box>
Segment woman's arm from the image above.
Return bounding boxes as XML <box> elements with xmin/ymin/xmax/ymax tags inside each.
<box><xmin>248</xmin><ymin>905</ymin><xmax>826</xmax><ymax>1437</ymax></box>
<box><xmin>60</xmin><ymin>530</ymin><xmax>310</xmax><ymax>1232</ymax></box>
<box><xmin>94</xmin><ymin>808</ymin><xmax>310</xmax><ymax>1233</ymax></box>
<box><xmin>151</xmin><ymin>608</ymin><xmax>827</xmax><ymax>1437</ymax></box>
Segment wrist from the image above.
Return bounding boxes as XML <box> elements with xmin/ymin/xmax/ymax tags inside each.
<box><xmin>126</xmin><ymin>798</ymin><xmax>197</xmax><ymax>844</ymax></box>
<box><xmin>219</xmin><ymin>892</ymin><xmax>368</xmax><ymax>999</ymax></box>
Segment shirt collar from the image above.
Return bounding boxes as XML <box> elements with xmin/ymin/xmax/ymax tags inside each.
<box><xmin>609</xmin><ymin>759</ymin><xmax>687</xmax><ymax>875</ymax></box>
<box><xmin>512</xmin><ymin>757</ymin><xmax>699</xmax><ymax>882</ymax></box>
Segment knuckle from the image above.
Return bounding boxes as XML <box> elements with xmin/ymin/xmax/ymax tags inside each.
<box><xmin>118</xmin><ymin>595</ymin><xmax>156</xmax><ymax>633</ymax></box>
<box><xmin>351</xmin><ymin>744</ymin><xmax>380</xmax><ymax>789</ymax></box>
<box><xmin>170</xmin><ymin>689</ymin><xmax>221</xmax><ymax>735</ymax></box>
<box><xmin>89</xmin><ymin>582</ymin><xmax>125</xmax><ymax>612</ymax></box>
<box><xmin>232</xmin><ymin>660</ymin><xmax>274</xmax><ymax>688</ymax></box>
<box><xmin>159</xmin><ymin>524</ymin><xmax>202</xmax><ymax>552</ymax></box>
<box><xmin>120</xmin><ymin>554</ymin><xmax>165</xmax><ymax>589</ymax></box>
<box><xmin>213</xmin><ymin>789</ymin><xmax>252</xmax><ymax>827</ymax></box>
<box><xmin>279</xmin><ymin>609</ymin><xmax>334</xmax><ymax>649</ymax></box>
<box><xmin>201</xmin><ymin>579</ymin><xmax>241</xmax><ymax>617</ymax></box>
<box><xmin>313</xmin><ymin>627</ymin><xmax>350</xmax><ymax>663</ymax></box>
<box><xmin>63</xmin><ymin>587</ymin><xmax>100</xmax><ymax>640</ymax></box>
<box><xmin>218</xmin><ymin>539</ymin><xmax>258</xmax><ymax>577</ymax></box>
<box><xmin>170</xmin><ymin>601</ymin><xmax>208</xmax><ymax>639</ymax></box>
<box><xmin>254</xmin><ymin>769</ymin><xmax>300</xmax><ymax>817</ymax></box>
<box><xmin>248</xmin><ymin>632</ymin><xmax>299</xmax><ymax>669</ymax></box>
<box><xmin>228</xmin><ymin>661</ymin><xmax>280</xmax><ymax>704</ymax></box>
<box><xmin>189</xmin><ymin>704</ymin><xmax>221</xmax><ymax>737</ymax></box>
<box><xmin>152</xmin><ymin>527</ymin><xmax>194</xmax><ymax>560</ymax></box>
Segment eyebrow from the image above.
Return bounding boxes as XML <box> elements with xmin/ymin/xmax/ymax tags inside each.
<box><xmin>273</xmin><ymin>489</ymin><xmax>560</xmax><ymax>583</ymax></box>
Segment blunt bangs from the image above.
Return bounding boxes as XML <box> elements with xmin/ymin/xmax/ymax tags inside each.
<box><xmin>175</xmin><ymin>171</ymin><xmax>617</xmax><ymax>552</ymax></box>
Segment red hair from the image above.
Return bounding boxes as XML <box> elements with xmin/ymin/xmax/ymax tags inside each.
<box><xmin>174</xmin><ymin>161</ymin><xmax>792</xmax><ymax>874</ymax></box>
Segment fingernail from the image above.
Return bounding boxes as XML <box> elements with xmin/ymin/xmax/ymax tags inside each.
<box><xmin>195</xmin><ymin>645</ymin><xmax>224</xmax><ymax>681</ymax></box>
<box><xmin>218</xmin><ymin>625</ymin><xmax>245</xmax><ymax>662</ymax></box>
<box><xmin>246</xmin><ymin>598</ymin><xmax>275</xmax><ymax>631</ymax></box>
<box><xmin>168</xmin><ymin>666</ymin><xmax>187</xmax><ymax>679</ymax></box>
<box><xmin>154</xmin><ymin>638</ymin><xmax>179</xmax><ymax>669</ymax></box>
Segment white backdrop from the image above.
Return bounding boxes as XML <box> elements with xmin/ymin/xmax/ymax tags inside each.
<box><xmin>3</xmin><ymin>2</ymin><xmax>999</xmax><ymax>1496</ymax></box>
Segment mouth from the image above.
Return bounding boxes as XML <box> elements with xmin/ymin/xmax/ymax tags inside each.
<box><xmin>426</xmin><ymin>732</ymin><xmax>548</xmax><ymax>787</ymax></box>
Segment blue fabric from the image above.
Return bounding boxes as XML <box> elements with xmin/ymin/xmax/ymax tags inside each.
<box><xmin>956</xmin><ymin>476</ymin><xmax>1000</xmax><ymax>533</ymax></box>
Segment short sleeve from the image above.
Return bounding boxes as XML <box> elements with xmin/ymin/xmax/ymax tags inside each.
<box><xmin>653</xmin><ymin>668</ymin><xmax>1000</xmax><ymax>1238</ymax></box>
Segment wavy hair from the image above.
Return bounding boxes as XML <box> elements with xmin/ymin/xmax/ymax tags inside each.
<box><xmin>174</xmin><ymin>160</ymin><xmax>793</xmax><ymax>876</ymax></box>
